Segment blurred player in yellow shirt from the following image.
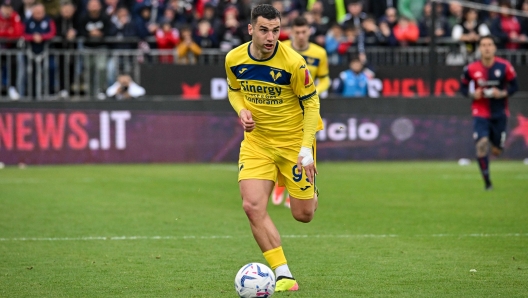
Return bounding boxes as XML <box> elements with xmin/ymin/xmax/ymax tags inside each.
<box><xmin>225</xmin><ymin>4</ymin><xmax>320</xmax><ymax>293</ymax></box>
<box><xmin>274</xmin><ymin>15</ymin><xmax>330</xmax><ymax>208</ymax></box>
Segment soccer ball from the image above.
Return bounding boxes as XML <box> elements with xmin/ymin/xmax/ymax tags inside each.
<box><xmin>234</xmin><ymin>262</ymin><xmax>275</xmax><ymax>298</ymax></box>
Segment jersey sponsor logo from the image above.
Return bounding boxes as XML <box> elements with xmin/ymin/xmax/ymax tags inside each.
<box><xmin>300</xmin><ymin>185</ymin><xmax>311</xmax><ymax>191</ymax></box>
<box><xmin>269</xmin><ymin>70</ymin><xmax>282</xmax><ymax>82</ymax></box>
<box><xmin>240</xmin><ymin>81</ymin><xmax>282</xmax><ymax>96</ymax></box>
<box><xmin>300</xmin><ymin>64</ymin><xmax>306</xmax><ymax>69</ymax></box>
<box><xmin>239</xmin><ymin>68</ymin><xmax>248</xmax><ymax>74</ymax></box>
<box><xmin>246</xmin><ymin>97</ymin><xmax>284</xmax><ymax>105</ymax></box>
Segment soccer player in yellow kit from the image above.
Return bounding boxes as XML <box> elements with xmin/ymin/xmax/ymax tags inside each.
<box><xmin>225</xmin><ymin>4</ymin><xmax>320</xmax><ymax>292</ymax></box>
<box><xmin>273</xmin><ymin>15</ymin><xmax>330</xmax><ymax>208</ymax></box>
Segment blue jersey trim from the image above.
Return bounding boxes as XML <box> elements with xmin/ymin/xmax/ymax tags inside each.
<box><xmin>230</xmin><ymin>64</ymin><xmax>292</xmax><ymax>85</ymax></box>
<box><xmin>299</xmin><ymin>91</ymin><xmax>317</xmax><ymax>101</ymax></box>
<box><xmin>247</xmin><ymin>42</ymin><xmax>279</xmax><ymax>62</ymax></box>
<box><xmin>302</xmin><ymin>55</ymin><xmax>320</xmax><ymax>67</ymax></box>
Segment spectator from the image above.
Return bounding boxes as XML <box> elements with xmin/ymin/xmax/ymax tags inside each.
<box><xmin>79</xmin><ymin>0</ymin><xmax>114</xmax><ymax>46</ymax></box>
<box><xmin>176</xmin><ymin>25</ymin><xmax>200</xmax><ymax>64</ymax></box>
<box><xmin>418</xmin><ymin>1</ymin><xmax>450</xmax><ymax>39</ymax></box>
<box><xmin>0</xmin><ymin>0</ymin><xmax>23</xmax><ymax>100</ymax></box>
<box><xmin>23</xmin><ymin>3</ymin><xmax>55</xmax><ymax>54</ymax></box>
<box><xmin>379</xmin><ymin>6</ymin><xmax>398</xmax><ymax>29</ymax></box>
<box><xmin>337</xmin><ymin>26</ymin><xmax>357</xmax><ymax>55</ymax></box>
<box><xmin>134</xmin><ymin>3</ymin><xmax>158</xmax><ymax>39</ymax></box>
<box><xmin>197</xmin><ymin>2</ymin><xmax>220</xmax><ymax>29</ymax></box>
<box><xmin>217</xmin><ymin>5</ymin><xmax>245</xmax><ymax>52</ymax></box>
<box><xmin>366</xmin><ymin>0</ymin><xmax>397</xmax><ymax>21</ymax></box>
<box><xmin>193</xmin><ymin>18</ymin><xmax>217</xmax><ymax>48</ymax></box>
<box><xmin>165</xmin><ymin>0</ymin><xmax>194</xmax><ymax>27</ymax></box>
<box><xmin>490</xmin><ymin>1</ymin><xmax>526</xmax><ymax>49</ymax></box>
<box><xmin>362</xmin><ymin>16</ymin><xmax>389</xmax><ymax>45</ymax></box>
<box><xmin>54</xmin><ymin>0</ymin><xmax>78</xmax><ymax>98</ymax></box>
<box><xmin>108</xmin><ymin>6</ymin><xmax>138</xmax><ymax>83</ymax></box>
<box><xmin>105</xmin><ymin>73</ymin><xmax>145</xmax><ymax>100</ymax></box>
<box><xmin>452</xmin><ymin>7</ymin><xmax>490</xmax><ymax>55</ymax></box>
<box><xmin>23</xmin><ymin>3</ymin><xmax>56</xmax><ymax>97</ymax></box>
<box><xmin>341</xmin><ymin>0</ymin><xmax>366</xmax><ymax>62</ymax></box>
<box><xmin>38</xmin><ymin>0</ymin><xmax>59</xmax><ymax>19</ymax></box>
<box><xmin>393</xmin><ymin>16</ymin><xmax>419</xmax><ymax>45</ymax></box>
<box><xmin>325</xmin><ymin>22</ymin><xmax>345</xmax><ymax>65</ymax></box>
<box><xmin>341</xmin><ymin>0</ymin><xmax>366</xmax><ymax>28</ymax></box>
<box><xmin>303</xmin><ymin>9</ymin><xmax>327</xmax><ymax>47</ymax></box>
<box><xmin>112</xmin><ymin>6</ymin><xmax>137</xmax><ymax>49</ymax></box>
<box><xmin>78</xmin><ymin>0</ymin><xmax>115</xmax><ymax>98</ymax></box>
<box><xmin>155</xmin><ymin>20</ymin><xmax>179</xmax><ymax>63</ymax></box>
<box><xmin>446</xmin><ymin>0</ymin><xmax>464</xmax><ymax>30</ymax></box>
<box><xmin>55</xmin><ymin>0</ymin><xmax>77</xmax><ymax>48</ymax></box>
<box><xmin>336</xmin><ymin>57</ymin><xmax>368</xmax><ymax>97</ymax></box>
<box><xmin>104</xmin><ymin>0</ymin><xmax>119</xmax><ymax>19</ymax></box>
<box><xmin>397</xmin><ymin>0</ymin><xmax>426</xmax><ymax>22</ymax></box>
<box><xmin>17</xmin><ymin>0</ymin><xmax>34</xmax><ymax>22</ymax></box>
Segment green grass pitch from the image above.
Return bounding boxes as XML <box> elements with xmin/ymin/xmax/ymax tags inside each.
<box><xmin>0</xmin><ymin>161</ymin><xmax>527</xmax><ymax>297</ymax></box>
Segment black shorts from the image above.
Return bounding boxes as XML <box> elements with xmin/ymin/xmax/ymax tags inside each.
<box><xmin>473</xmin><ymin>116</ymin><xmax>507</xmax><ymax>149</ymax></box>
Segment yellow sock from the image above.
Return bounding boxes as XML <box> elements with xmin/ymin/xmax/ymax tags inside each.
<box><xmin>263</xmin><ymin>246</ymin><xmax>287</xmax><ymax>270</ymax></box>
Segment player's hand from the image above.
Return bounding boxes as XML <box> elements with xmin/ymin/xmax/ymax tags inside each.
<box><xmin>239</xmin><ymin>109</ymin><xmax>255</xmax><ymax>132</ymax></box>
<box><xmin>491</xmin><ymin>87</ymin><xmax>505</xmax><ymax>99</ymax></box>
<box><xmin>473</xmin><ymin>88</ymin><xmax>483</xmax><ymax>99</ymax></box>
<box><xmin>297</xmin><ymin>147</ymin><xmax>317</xmax><ymax>185</ymax></box>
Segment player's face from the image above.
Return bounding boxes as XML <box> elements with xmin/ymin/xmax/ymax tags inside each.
<box><xmin>291</xmin><ymin>25</ymin><xmax>310</xmax><ymax>49</ymax></box>
<box><xmin>248</xmin><ymin>16</ymin><xmax>280</xmax><ymax>58</ymax></box>
<box><xmin>479</xmin><ymin>38</ymin><xmax>496</xmax><ymax>60</ymax></box>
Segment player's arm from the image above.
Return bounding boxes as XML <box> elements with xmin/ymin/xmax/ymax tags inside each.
<box><xmin>504</xmin><ymin>63</ymin><xmax>518</xmax><ymax>97</ymax></box>
<box><xmin>459</xmin><ymin>65</ymin><xmax>482</xmax><ymax>99</ymax></box>
<box><xmin>492</xmin><ymin>63</ymin><xmax>519</xmax><ymax>99</ymax></box>
<box><xmin>225</xmin><ymin>59</ymin><xmax>255</xmax><ymax>131</ymax></box>
<box><xmin>292</xmin><ymin>60</ymin><xmax>320</xmax><ymax>184</ymax></box>
<box><xmin>225</xmin><ymin>60</ymin><xmax>246</xmax><ymax>114</ymax></box>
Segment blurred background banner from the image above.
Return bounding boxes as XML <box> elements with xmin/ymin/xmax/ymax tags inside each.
<box><xmin>139</xmin><ymin>64</ymin><xmax>528</xmax><ymax>98</ymax></box>
<box><xmin>1</xmin><ymin>98</ymin><xmax>527</xmax><ymax>165</ymax></box>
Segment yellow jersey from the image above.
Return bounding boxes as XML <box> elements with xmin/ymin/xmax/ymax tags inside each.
<box><xmin>225</xmin><ymin>41</ymin><xmax>320</xmax><ymax>149</ymax></box>
<box><xmin>282</xmin><ymin>40</ymin><xmax>329</xmax><ymax>131</ymax></box>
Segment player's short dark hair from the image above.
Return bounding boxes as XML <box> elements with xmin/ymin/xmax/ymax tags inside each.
<box><xmin>478</xmin><ymin>35</ymin><xmax>495</xmax><ymax>46</ymax></box>
<box><xmin>251</xmin><ymin>4</ymin><xmax>281</xmax><ymax>24</ymax></box>
<box><xmin>292</xmin><ymin>16</ymin><xmax>309</xmax><ymax>27</ymax></box>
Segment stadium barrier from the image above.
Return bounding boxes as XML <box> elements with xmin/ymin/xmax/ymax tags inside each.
<box><xmin>1</xmin><ymin>37</ymin><xmax>528</xmax><ymax>101</ymax></box>
<box><xmin>1</xmin><ymin>97</ymin><xmax>527</xmax><ymax>165</ymax></box>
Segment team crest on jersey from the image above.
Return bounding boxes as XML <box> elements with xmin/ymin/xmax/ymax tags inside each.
<box><xmin>494</xmin><ymin>69</ymin><xmax>501</xmax><ymax>77</ymax></box>
<box><xmin>306</xmin><ymin>57</ymin><xmax>315</xmax><ymax>65</ymax></box>
<box><xmin>270</xmin><ymin>70</ymin><xmax>282</xmax><ymax>81</ymax></box>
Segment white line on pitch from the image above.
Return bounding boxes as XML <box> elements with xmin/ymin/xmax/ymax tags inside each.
<box><xmin>0</xmin><ymin>233</ymin><xmax>527</xmax><ymax>241</ymax></box>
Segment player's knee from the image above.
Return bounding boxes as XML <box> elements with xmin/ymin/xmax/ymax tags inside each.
<box><xmin>292</xmin><ymin>209</ymin><xmax>314</xmax><ymax>223</ymax></box>
<box><xmin>475</xmin><ymin>138</ymin><xmax>489</xmax><ymax>155</ymax></box>
<box><xmin>242</xmin><ymin>198</ymin><xmax>265</xmax><ymax>221</ymax></box>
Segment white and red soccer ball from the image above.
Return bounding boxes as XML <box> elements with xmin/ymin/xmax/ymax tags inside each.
<box><xmin>234</xmin><ymin>263</ymin><xmax>275</xmax><ymax>298</ymax></box>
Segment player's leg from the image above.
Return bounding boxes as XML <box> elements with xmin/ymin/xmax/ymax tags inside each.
<box><xmin>473</xmin><ymin>117</ymin><xmax>492</xmax><ymax>189</ymax></box>
<box><xmin>240</xmin><ymin>179</ymin><xmax>296</xmax><ymax>290</ymax></box>
<box><xmin>238</xmin><ymin>140</ymin><xmax>295</xmax><ymax>290</ymax></box>
<box><xmin>240</xmin><ymin>179</ymin><xmax>280</xmax><ymax>251</ymax></box>
<box><xmin>489</xmin><ymin>116</ymin><xmax>507</xmax><ymax>157</ymax></box>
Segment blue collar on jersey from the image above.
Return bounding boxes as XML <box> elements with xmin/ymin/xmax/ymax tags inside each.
<box><xmin>247</xmin><ymin>41</ymin><xmax>279</xmax><ymax>62</ymax></box>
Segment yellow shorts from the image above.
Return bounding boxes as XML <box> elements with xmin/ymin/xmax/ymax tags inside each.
<box><xmin>238</xmin><ymin>139</ymin><xmax>316</xmax><ymax>200</ymax></box>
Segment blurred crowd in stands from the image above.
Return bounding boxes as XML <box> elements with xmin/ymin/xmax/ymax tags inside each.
<box><xmin>1</xmin><ymin>0</ymin><xmax>528</xmax><ymax>99</ymax></box>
